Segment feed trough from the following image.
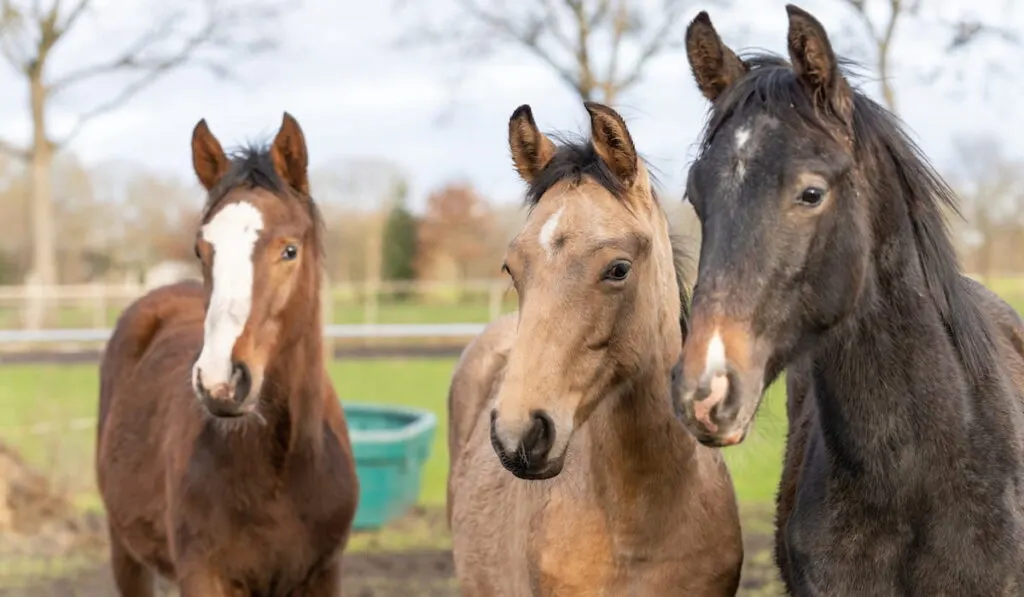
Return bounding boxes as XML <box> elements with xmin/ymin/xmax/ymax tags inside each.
<box><xmin>343</xmin><ymin>402</ymin><xmax>437</xmax><ymax>530</ymax></box>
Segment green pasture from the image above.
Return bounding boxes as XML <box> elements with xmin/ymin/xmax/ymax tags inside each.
<box><xmin>0</xmin><ymin>279</ymin><xmax>1021</xmax><ymax>558</ymax></box>
<box><xmin>0</xmin><ymin>359</ymin><xmax>785</xmax><ymax>529</ymax></box>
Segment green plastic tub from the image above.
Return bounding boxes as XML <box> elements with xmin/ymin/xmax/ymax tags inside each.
<box><xmin>342</xmin><ymin>402</ymin><xmax>438</xmax><ymax>531</ymax></box>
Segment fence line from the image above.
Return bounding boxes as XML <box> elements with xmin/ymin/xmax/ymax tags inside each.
<box><xmin>0</xmin><ymin>274</ymin><xmax>1020</xmax><ymax>336</ymax></box>
<box><xmin>0</xmin><ymin>279</ymin><xmax>511</xmax><ymax>301</ymax></box>
<box><xmin>0</xmin><ymin>323</ymin><xmax>488</xmax><ymax>346</ymax></box>
<box><xmin>0</xmin><ymin>279</ymin><xmax>514</xmax><ymax>331</ymax></box>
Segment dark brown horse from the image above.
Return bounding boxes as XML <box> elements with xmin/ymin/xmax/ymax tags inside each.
<box><xmin>674</xmin><ymin>6</ymin><xmax>1024</xmax><ymax>596</ymax></box>
<box><xmin>96</xmin><ymin>114</ymin><xmax>358</xmax><ymax>596</ymax></box>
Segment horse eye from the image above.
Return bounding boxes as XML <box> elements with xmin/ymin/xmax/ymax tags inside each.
<box><xmin>798</xmin><ymin>187</ymin><xmax>826</xmax><ymax>206</ymax></box>
<box><xmin>281</xmin><ymin>244</ymin><xmax>299</xmax><ymax>261</ymax></box>
<box><xmin>603</xmin><ymin>260</ymin><xmax>632</xmax><ymax>282</ymax></box>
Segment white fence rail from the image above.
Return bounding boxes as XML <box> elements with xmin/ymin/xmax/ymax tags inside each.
<box><xmin>0</xmin><ymin>323</ymin><xmax>488</xmax><ymax>345</ymax></box>
<box><xmin>0</xmin><ymin>279</ymin><xmax>513</xmax><ymax>336</ymax></box>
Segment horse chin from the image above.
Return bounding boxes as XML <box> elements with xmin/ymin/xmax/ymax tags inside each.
<box><xmin>687</xmin><ymin>411</ymin><xmax>754</xmax><ymax>448</ymax></box>
<box><xmin>506</xmin><ymin>454</ymin><xmax>566</xmax><ymax>481</ymax></box>
<box><xmin>694</xmin><ymin>425</ymin><xmax>749</xmax><ymax>448</ymax></box>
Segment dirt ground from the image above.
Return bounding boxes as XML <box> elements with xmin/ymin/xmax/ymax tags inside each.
<box><xmin>0</xmin><ymin>437</ymin><xmax>782</xmax><ymax>596</ymax></box>
<box><xmin>0</xmin><ymin>509</ymin><xmax>784</xmax><ymax>596</ymax></box>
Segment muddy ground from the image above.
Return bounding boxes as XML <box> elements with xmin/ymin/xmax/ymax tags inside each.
<box><xmin>0</xmin><ymin>507</ymin><xmax>784</xmax><ymax>596</ymax></box>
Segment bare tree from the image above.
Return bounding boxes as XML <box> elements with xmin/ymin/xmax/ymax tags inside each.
<box><xmin>398</xmin><ymin>0</ymin><xmax>708</xmax><ymax>105</ymax></box>
<box><xmin>838</xmin><ymin>0</ymin><xmax>1020</xmax><ymax>113</ymax></box>
<box><xmin>0</xmin><ymin>0</ymin><xmax>283</xmax><ymax>327</ymax></box>
<box><xmin>948</xmin><ymin>134</ymin><xmax>1024</xmax><ymax>280</ymax></box>
<box><xmin>312</xmin><ymin>158</ymin><xmax>408</xmax><ymax>323</ymax></box>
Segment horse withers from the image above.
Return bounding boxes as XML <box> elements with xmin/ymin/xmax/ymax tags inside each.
<box><xmin>96</xmin><ymin>114</ymin><xmax>358</xmax><ymax>596</ymax></box>
<box><xmin>675</xmin><ymin>6</ymin><xmax>1024</xmax><ymax>595</ymax></box>
<box><xmin>447</xmin><ymin>102</ymin><xmax>743</xmax><ymax>596</ymax></box>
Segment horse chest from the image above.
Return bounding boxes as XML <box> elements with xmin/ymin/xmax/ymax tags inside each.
<box><xmin>528</xmin><ymin>493</ymin><xmax>617</xmax><ymax>596</ymax></box>
<box><xmin>169</xmin><ymin>461</ymin><xmax>352</xmax><ymax>589</ymax></box>
<box><xmin>526</xmin><ymin>485</ymin><xmax>702</xmax><ymax>596</ymax></box>
<box><xmin>786</xmin><ymin>433</ymin><xmax>1024</xmax><ymax>596</ymax></box>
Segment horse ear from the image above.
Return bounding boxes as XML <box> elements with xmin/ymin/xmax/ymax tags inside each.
<box><xmin>270</xmin><ymin>112</ymin><xmax>310</xmax><ymax>195</ymax></box>
<box><xmin>786</xmin><ymin>4</ymin><xmax>853</xmax><ymax>123</ymax></box>
<box><xmin>585</xmin><ymin>101</ymin><xmax>638</xmax><ymax>186</ymax></box>
<box><xmin>191</xmin><ymin>119</ymin><xmax>229</xmax><ymax>191</ymax></box>
<box><xmin>685</xmin><ymin>11</ymin><xmax>748</xmax><ymax>102</ymax></box>
<box><xmin>508</xmin><ymin>104</ymin><xmax>556</xmax><ymax>184</ymax></box>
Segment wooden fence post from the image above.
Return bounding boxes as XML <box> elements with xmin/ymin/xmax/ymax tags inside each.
<box><xmin>322</xmin><ymin>273</ymin><xmax>334</xmax><ymax>362</ymax></box>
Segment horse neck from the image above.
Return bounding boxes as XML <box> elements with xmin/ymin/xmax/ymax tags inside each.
<box><xmin>263</xmin><ymin>274</ymin><xmax>328</xmax><ymax>456</ymax></box>
<box><xmin>582</xmin><ymin>250</ymin><xmax>698</xmax><ymax>517</ymax></box>
<box><xmin>812</xmin><ymin>204</ymin><xmax>1008</xmax><ymax>480</ymax></box>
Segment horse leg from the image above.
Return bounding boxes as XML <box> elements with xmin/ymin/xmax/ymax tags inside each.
<box><xmin>108</xmin><ymin>529</ymin><xmax>155</xmax><ymax>597</ymax></box>
<box><xmin>298</xmin><ymin>558</ymin><xmax>343</xmax><ymax>596</ymax></box>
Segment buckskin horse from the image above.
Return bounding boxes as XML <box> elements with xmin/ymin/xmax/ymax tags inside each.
<box><xmin>674</xmin><ymin>6</ymin><xmax>1024</xmax><ymax>595</ymax></box>
<box><xmin>96</xmin><ymin>113</ymin><xmax>358</xmax><ymax>596</ymax></box>
<box><xmin>447</xmin><ymin>102</ymin><xmax>743</xmax><ymax>596</ymax></box>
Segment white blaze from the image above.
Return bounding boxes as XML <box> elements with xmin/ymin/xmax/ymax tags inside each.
<box><xmin>734</xmin><ymin>127</ymin><xmax>751</xmax><ymax>181</ymax></box>
<box><xmin>538</xmin><ymin>206</ymin><xmax>564</xmax><ymax>258</ymax></box>
<box><xmin>734</xmin><ymin>127</ymin><xmax>751</xmax><ymax>150</ymax></box>
<box><xmin>705</xmin><ymin>330</ymin><xmax>727</xmax><ymax>374</ymax></box>
<box><xmin>193</xmin><ymin>201</ymin><xmax>264</xmax><ymax>389</ymax></box>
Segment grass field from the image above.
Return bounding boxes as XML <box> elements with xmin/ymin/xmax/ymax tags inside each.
<box><xmin>2</xmin><ymin>280</ymin><xmax>1021</xmax><ymax>593</ymax></box>
<box><xmin>2</xmin><ymin>277</ymin><xmax>1022</xmax><ymax>538</ymax></box>
<box><xmin>0</xmin><ymin>359</ymin><xmax>788</xmax><ymax>515</ymax></box>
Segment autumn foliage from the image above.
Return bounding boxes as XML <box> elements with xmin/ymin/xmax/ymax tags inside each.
<box><xmin>416</xmin><ymin>183</ymin><xmax>495</xmax><ymax>282</ymax></box>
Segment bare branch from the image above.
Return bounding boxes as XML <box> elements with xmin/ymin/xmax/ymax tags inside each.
<box><xmin>839</xmin><ymin>0</ymin><xmax>1021</xmax><ymax>113</ymax></box>
<box><xmin>50</xmin><ymin>11</ymin><xmax>193</xmax><ymax>93</ymax></box>
<box><xmin>0</xmin><ymin>137</ymin><xmax>30</xmax><ymax>160</ymax></box>
<box><xmin>397</xmin><ymin>0</ymin><xmax>702</xmax><ymax>105</ymax></box>
<box><xmin>614</xmin><ymin>1</ymin><xmax>690</xmax><ymax>93</ymax></box>
<box><xmin>842</xmin><ymin>0</ymin><xmax>882</xmax><ymax>43</ymax></box>
<box><xmin>47</xmin><ymin>0</ymin><xmax>281</xmax><ymax>147</ymax></box>
<box><xmin>55</xmin><ymin>0</ymin><xmax>91</xmax><ymax>37</ymax></box>
<box><xmin>537</xmin><ymin>0</ymin><xmax>573</xmax><ymax>54</ymax></box>
<box><xmin>602</xmin><ymin>1</ymin><xmax>628</xmax><ymax>98</ymax></box>
<box><xmin>50</xmin><ymin>1</ymin><xmax>274</xmax><ymax>94</ymax></box>
<box><xmin>453</xmin><ymin>0</ymin><xmax>581</xmax><ymax>94</ymax></box>
<box><xmin>0</xmin><ymin>0</ymin><xmax>31</xmax><ymax>72</ymax></box>
<box><xmin>946</xmin><ymin>19</ymin><xmax>1021</xmax><ymax>51</ymax></box>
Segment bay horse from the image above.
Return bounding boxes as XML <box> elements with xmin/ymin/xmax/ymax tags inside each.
<box><xmin>447</xmin><ymin>102</ymin><xmax>743</xmax><ymax>596</ymax></box>
<box><xmin>674</xmin><ymin>6</ymin><xmax>1024</xmax><ymax>595</ymax></box>
<box><xmin>96</xmin><ymin>113</ymin><xmax>358</xmax><ymax>596</ymax></box>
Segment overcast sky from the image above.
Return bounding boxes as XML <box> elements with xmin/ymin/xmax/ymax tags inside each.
<box><xmin>0</xmin><ymin>0</ymin><xmax>1020</xmax><ymax>212</ymax></box>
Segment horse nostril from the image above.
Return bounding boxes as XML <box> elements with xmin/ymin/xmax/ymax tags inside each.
<box><xmin>231</xmin><ymin>362</ymin><xmax>251</xmax><ymax>403</ymax></box>
<box><xmin>522</xmin><ymin>410</ymin><xmax>555</xmax><ymax>462</ymax></box>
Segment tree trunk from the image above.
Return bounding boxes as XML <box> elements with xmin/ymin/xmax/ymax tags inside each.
<box><xmin>24</xmin><ymin>71</ymin><xmax>57</xmax><ymax>330</ymax></box>
<box><xmin>977</xmin><ymin>212</ymin><xmax>994</xmax><ymax>284</ymax></box>
<box><xmin>878</xmin><ymin>54</ymin><xmax>897</xmax><ymax>113</ymax></box>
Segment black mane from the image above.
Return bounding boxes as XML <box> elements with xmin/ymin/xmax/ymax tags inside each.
<box><xmin>202</xmin><ymin>144</ymin><xmax>326</xmax><ymax>258</ymax></box>
<box><xmin>524</xmin><ymin>134</ymin><xmax>627</xmax><ymax>208</ymax></box>
<box><xmin>521</xmin><ymin>132</ymin><xmax>692</xmax><ymax>335</ymax></box>
<box><xmin>699</xmin><ymin>51</ymin><xmax>996</xmax><ymax>384</ymax></box>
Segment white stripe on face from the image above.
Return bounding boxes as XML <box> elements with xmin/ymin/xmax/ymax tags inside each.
<box><xmin>193</xmin><ymin>201</ymin><xmax>264</xmax><ymax>389</ymax></box>
<box><xmin>734</xmin><ymin>127</ymin><xmax>751</xmax><ymax>181</ymax></box>
<box><xmin>538</xmin><ymin>206</ymin><xmax>564</xmax><ymax>259</ymax></box>
<box><xmin>705</xmin><ymin>329</ymin><xmax>726</xmax><ymax>374</ymax></box>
